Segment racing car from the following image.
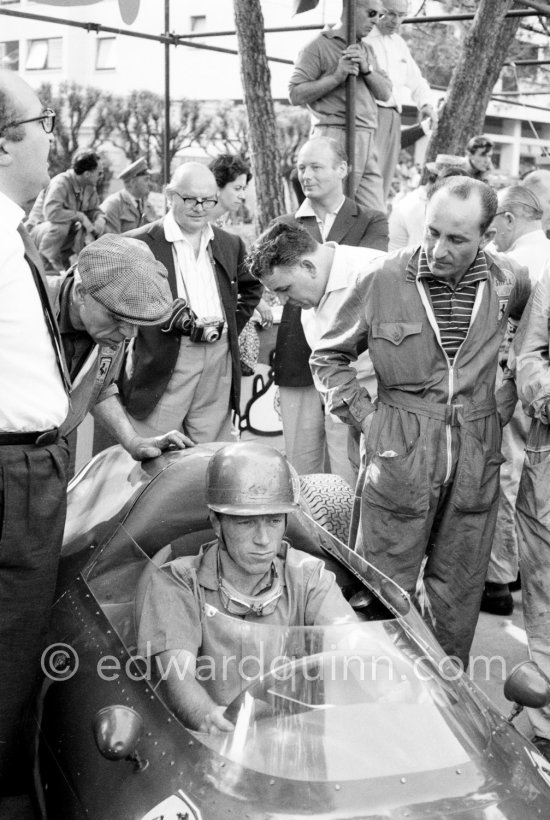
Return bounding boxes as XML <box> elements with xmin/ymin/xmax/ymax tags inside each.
<box><xmin>36</xmin><ymin>443</ymin><xmax>550</xmax><ymax>819</ymax></box>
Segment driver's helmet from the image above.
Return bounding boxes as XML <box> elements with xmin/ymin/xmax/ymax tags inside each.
<box><xmin>206</xmin><ymin>442</ymin><xmax>300</xmax><ymax>515</ymax></box>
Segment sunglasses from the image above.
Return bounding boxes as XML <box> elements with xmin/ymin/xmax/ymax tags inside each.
<box><xmin>1</xmin><ymin>108</ymin><xmax>56</xmax><ymax>136</ymax></box>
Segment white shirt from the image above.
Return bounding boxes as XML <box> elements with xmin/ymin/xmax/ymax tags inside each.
<box><xmin>366</xmin><ymin>28</ymin><xmax>432</xmax><ymax>112</ymax></box>
<box><xmin>295</xmin><ymin>196</ymin><xmax>346</xmax><ymax>240</ymax></box>
<box><xmin>388</xmin><ymin>185</ymin><xmax>427</xmax><ymax>251</ymax></box>
<box><xmin>506</xmin><ymin>229</ymin><xmax>550</xmax><ymax>285</ymax></box>
<box><xmin>164</xmin><ymin>210</ymin><xmax>224</xmax><ymax>321</ymax></box>
<box><xmin>0</xmin><ymin>190</ymin><xmax>68</xmax><ymax>432</ymax></box>
<box><xmin>302</xmin><ymin>243</ymin><xmax>386</xmax><ymax>390</ymax></box>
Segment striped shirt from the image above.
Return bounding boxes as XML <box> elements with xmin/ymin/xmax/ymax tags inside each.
<box><xmin>417</xmin><ymin>249</ymin><xmax>488</xmax><ymax>361</ymax></box>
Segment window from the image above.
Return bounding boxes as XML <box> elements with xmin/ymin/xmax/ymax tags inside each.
<box><xmin>96</xmin><ymin>37</ymin><xmax>116</xmax><ymax>70</ymax></box>
<box><xmin>0</xmin><ymin>41</ymin><xmax>19</xmax><ymax>70</ymax></box>
<box><xmin>190</xmin><ymin>15</ymin><xmax>206</xmax><ymax>32</ymax></box>
<box><xmin>26</xmin><ymin>37</ymin><xmax>62</xmax><ymax>70</ymax></box>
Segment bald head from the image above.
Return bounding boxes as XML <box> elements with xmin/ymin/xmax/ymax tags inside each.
<box><xmin>522</xmin><ymin>170</ymin><xmax>550</xmax><ymax>232</ymax></box>
<box><xmin>0</xmin><ymin>70</ymin><xmax>52</xmax><ymax>206</ymax></box>
<box><xmin>167</xmin><ymin>161</ymin><xmax>218</xmax><ymax>235</ymax></box>
<box><xmin>492</xmin><ymin>184</ymin><xmax>544</xmax><ymax>252</ymax></box>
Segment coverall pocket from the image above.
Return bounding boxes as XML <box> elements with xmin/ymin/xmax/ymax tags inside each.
<box><xmin>370</xmin><ymin>322</ymin><xmax>427</xmax><ymax>387</ymax></box>
<box><xmin>516</xmin><ymin>450</ymin><xmax>550</xmax><ymax>527</ymax></box>
<box><xmin>453</xmin><ymin>433</ymin><xmax>505</xmax><ymax>513</ymax></box>
<box><xmin>363</xmin><ymin>438</ymin><xmax>429</xmax><ymax>517</ymax></box>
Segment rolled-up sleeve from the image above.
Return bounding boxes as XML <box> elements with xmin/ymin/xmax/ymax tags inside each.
<box><xmin>515</xmin><ymin>265</ymin><xmax>550</xmax><ymax>424</ymax></box>
<box><xmin>310</xmin><ymin>271</ymin><xmax>373</xmax><ymax>427</ymax></box>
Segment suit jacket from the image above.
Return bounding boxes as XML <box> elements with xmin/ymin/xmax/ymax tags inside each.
<box><xmin>119</xmin><ymin>218</ymin><xmax>262</xmax><ymax>418</ymax></box>
<box><xmin>274</xmin><ymin>197</ymin><xmax>388</xmax><ymax>387</ymax></box>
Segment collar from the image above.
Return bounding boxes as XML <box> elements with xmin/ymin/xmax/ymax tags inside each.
<box><xmin>0</xmin><ymin>189</ymin><xmax>25</xmax><ymax>231</ymax></box>
<box><xmin>508</xmin><ymin>228</ymin><xmax>548</xmax><ymax>251</ymax></box>
<box><xmin>163</xmin><ymin>208</ymin><xmax>214</xmax><ymax>245</ymax></box>
<box><xmin>196</xmin><ymin>539</ymin><xmax>289</xmax><ymax>592</ymax></box>
<box><xmin>295</xmin><ymin>195</ymin><xmax>346</xmax><ymax>220</ymax></box>
<box><xmin>322</xmin><ymin>26</ymin><xmax>346</xmax><ymax>42</ymax></box>
<box><xmin>415</xmin><ymin>247</ymin><xmax>489</xmax><ymax>287</ymax></box>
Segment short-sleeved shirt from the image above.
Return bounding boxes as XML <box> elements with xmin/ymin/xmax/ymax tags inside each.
<box><xmin>289</xmin><ymin>30</ymin><xmax>379</xmax><ymax>130</ymax></box>
<box><xmin>138</xmin><ymin>540</ymin><xmax>357</xmax><ymax>705</ymax></box>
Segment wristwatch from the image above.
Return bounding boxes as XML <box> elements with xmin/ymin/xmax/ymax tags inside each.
<box><xmin>363</xmin><ymin>64</ymin><xmax>373</xmax><ymax>76</ymax></box>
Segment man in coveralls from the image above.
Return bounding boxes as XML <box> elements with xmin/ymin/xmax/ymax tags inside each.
<box><xmin>310</xmin><ymin>176</ymin><xmax>530</xmax><ymax>666</ymax></box>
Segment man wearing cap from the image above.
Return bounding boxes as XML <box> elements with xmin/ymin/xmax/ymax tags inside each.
<box><xmin>310</xmin><ymin>175</ymin><xmax>530</xmax><ymax>668</ymax></box>
<box><xmin>481</xmin><ymin>185</ymin><xmax>550</xmax><ymax>615</ymax></box>
<box><xmin>59</xmin><ymin>234</ymin><xmax>192</xmax><ymax>466</ymax></box>
<box><xmin>366</xmin><ymin>0</ymin><xmax>436</xmax><ymax>201</ymax></box>
<box><xmin>120</xmin><ymin>161</ymin><xmax>262</xmax><ymax>443</ymax></box>
<box><xmin>137</xmin><ymin>441</ymin><xmax>356</xmax><ymax>734</ymax></box>
<box><xmin>101</xmin><ymin>156</ymin><xmax>156</xmax><ymax>235</ymax></box>
<box><xmin>32</xmin><ymin>147</ymin><xmax>106</xmax><ymax>273</ymax></box>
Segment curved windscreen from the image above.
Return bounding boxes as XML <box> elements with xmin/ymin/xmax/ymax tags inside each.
<box><xmin>84</xmin><ymin>521</ymin><xmax>491</xmax><ymax>784</ymax></box>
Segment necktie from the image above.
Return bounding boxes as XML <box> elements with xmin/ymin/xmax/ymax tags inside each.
<box><xmin>137</xmin><ymin>199</ymin><xmax>144</xmax><ymax>226</ymax></box>
<box><xmin>17</xmin><ymin>222</ymin><xmax>72</xmax><ymax>393</ymax></box>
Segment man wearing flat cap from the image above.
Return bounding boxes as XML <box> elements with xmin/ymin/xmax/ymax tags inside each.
<box><xmin>59</xmin><ymin>234</ymin><xmax>192</xmax><ymax>468</ymax></box>
<box><xmin>100</xmin><ymin>156</ymin><xmax>156</xmax><ymax>235</ymax></box>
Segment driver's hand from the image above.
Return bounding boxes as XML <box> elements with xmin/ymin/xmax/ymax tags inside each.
<box><xmin>126</xmin><ymin>430</ymin><xmax>195</xmax><ymax>461</ymax></box>
<box><xmin>199</xmin><ymin>706</ymin><xmax>234</xmax><ymax>735</ymax></box>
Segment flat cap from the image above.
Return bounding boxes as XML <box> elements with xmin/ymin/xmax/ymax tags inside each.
<box><xmin>118</xmin><ymin>156</ymin><xmax>150</xmax><ymax>181</ymax></box>
<box><xmin>77</xmin><ymin>235</ymin><xmax>173</xmax><ymax>326</ymax></box>
<box><xmin>426</xmin><ymin>154</ymin><xmax>468</xmax><ymax>175</ymax></box>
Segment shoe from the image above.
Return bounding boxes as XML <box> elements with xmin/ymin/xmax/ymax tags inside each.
<box><xmin>480</xmin><ymin>582</ymin><xmax>514</xmax><ymax>616</ymax></box>
<box><xmin>532</xmin><ymin>736</ymin><xmax>550</xmax><ymax>762</ymax></box>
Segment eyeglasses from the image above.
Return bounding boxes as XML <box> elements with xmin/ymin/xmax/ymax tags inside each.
<box><xmin>172</xmin><ymin>191</ymin><xmax>218</xmax><ymax>211</ymax></box>
<box><xmin>367</xmin><ymin>8</ymin><xmax>380</xmax><ymax>16</ymax></box>
<box><xmin>1</xmin><ymin>108</ymin><xmax>56</xmax><ymax>136</ymax></box>
<box><xmin>381</xmin><ymin>10</ymin><xmax>407</xmax><ymax>20</ymax></box>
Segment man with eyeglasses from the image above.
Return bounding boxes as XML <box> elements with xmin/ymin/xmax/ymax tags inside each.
<box><xmin>32</xmin><ymin>146</ymin><xmax>106</xmax><ymax>274</ymax></box>
<box><xmin>366</xmin><ymin>0</ymin><xmax>436</xmax><ymax>202</ymax></box>
<box><xmin>120</xmin><ymin>161</ymin><xmax>262</xmax><ymax>443</ymax></box>
<box><xmin>100</xmin><ymin>156</ymin><xmax>156</xmax><ymax>234</ymax></box>
<box><xmin>289</xmin><ymin>0</ymin><xmax>391</xmax><ymax>212</ymax></box>
<box><xmin>0</xmin><ymin>70</ymin><xmax>70</xmax><ymax>795</ymax></box>
<box><xmin>137</xmin><ymin>442</ymin><xmax>356</xmax><ymax>734</ymax></box>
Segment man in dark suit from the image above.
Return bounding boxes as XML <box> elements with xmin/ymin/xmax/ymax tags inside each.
<box><xmin>274</xmin><ymin>136</ymin><xmax>388</xmax><ymax>483</ymax></box>
<box><xmin>120</xmin><ymin>162</ymin><xmax>262</xmax><ymax>442</ymax></box>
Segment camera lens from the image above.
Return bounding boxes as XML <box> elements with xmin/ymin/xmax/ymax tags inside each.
<box><xmin>204</xmin><ymin>328</ymin><xmax>221</xmax><ymax>343</ymax></box>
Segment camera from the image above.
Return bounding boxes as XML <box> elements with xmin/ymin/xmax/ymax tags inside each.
<box><xmin>162</xmin><ymin>298</ymin><xmax>195</xmax><ymax>335</ymax></box>
<box><xmin>189</xmin><ymin>317</ymin><xmax>225</xmax><ymax>344</ymax></box>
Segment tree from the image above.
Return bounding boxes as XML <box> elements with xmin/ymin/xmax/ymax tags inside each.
<box><xmin>425</xmin><ymin>0</ymin><xmax>523</xmax><ymax>161</ymax></box>
<box><xmin>232</xmin><ymin>0</ymin><xmax>285</xmax><ymax>231</ymax></box>
<box><xmin>39</xmin><ymin>81</ymin><xmax>102</xmax><ymax>176</ymax></box>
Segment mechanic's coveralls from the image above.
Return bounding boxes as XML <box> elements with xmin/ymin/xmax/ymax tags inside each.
<box><xmin>311</xmin><ymin>247</ymin><xmax>529</xmax><ymax>666</ymax></box>
<box><xmin>513</xmin><ymin>267</ymin><xmax>550</xmax><ymax>741</ymax></box>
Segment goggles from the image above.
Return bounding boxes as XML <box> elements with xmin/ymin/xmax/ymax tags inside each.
<box><xmin>217</xmin><ymin>552</ymin><xmax>283</xmax><ymax>617</ymax></box>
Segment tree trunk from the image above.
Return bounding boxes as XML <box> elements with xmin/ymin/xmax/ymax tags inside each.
<box><xmin>233</xmin><ymin>0</ymin><xmax>285</xmax><ymax>232</ymax></box>
<box><xmin>425</xmin><ymin>0</ymin><xmax>522</xmax><ymax>163</ymax></box>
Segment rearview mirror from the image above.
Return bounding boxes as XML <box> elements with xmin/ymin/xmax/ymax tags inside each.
<box><xmin>93</xmin><ymin>705</ymin><xmax>148</xmax><ymax>770</ymax></box>
<box><xmin>504</xmin><ymin>661</ymin><xmax>550</xmax><ymax>721</ymax></box>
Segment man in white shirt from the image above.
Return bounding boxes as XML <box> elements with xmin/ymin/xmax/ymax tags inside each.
<box><xmin>482</xmin><ymin>185</ymin><xmax>550</xmax><ymax>616</ymax></box>
<box><xmin>0</xmin><ymin>69</ymin><xmax>70</xmax><ymax>792</ymax></box>
<box><xmin>366</xmin><ymin>0</ymin><xmax>436</xmax><ymax>200</ymax></box>
<box><xmin>120</xmin><ymin>162</ymin><xmax>262</xmax><ymax>442</ymax></box>
<box><xmin>273</xmin><ymin>137</ymin><xmax>388</xmax><ymax>485</ymax></box>
<box><xmin>246</xmin><ymin>221</ymin><xmax>385</xmax><ymax>486</ymax></box>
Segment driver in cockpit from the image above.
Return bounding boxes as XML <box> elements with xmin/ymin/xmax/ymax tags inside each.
<box><xmin>137</xmin><ymin>441</ymin><xmax>357</xmax><ymax>734</ymax></box>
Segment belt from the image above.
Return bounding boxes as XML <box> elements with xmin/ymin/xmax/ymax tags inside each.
<box><xmin>377</xmin><ymin>388</ymin><xmax>497</xmax><ymax>427</ymax></box>
<box><xmin>0</xmin><ymin>428</ymin><xmax>60</xmax><ymax>446</ymax></box>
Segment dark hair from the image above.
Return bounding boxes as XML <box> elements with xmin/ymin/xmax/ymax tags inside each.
<box><xmin>209</xmin><ymin>154</ymin><xmax>252</xmax><ymax>189</ymax></box>
<box><xmin>466</xmin><ymin>135</ymin><xmax>493</xmax><ymax>156</ymax></box>
<box><xmin>245</xmin><ymin>221</ymin><xmax>317</xmax><ymax>281</ymax></box>
<box><xmin>0</xmin><ymin>82</ymin><xmax>24</xmax><ymax>142</ymax></box>
<box><xmin>72</xmin><ymin>148</ymin><xmax>100</xmax><ymax>175</ymax></box>
<box><xmin>427</xmin><ymin>175</ymin><xmax>497</xmax><ymax>234</ymax></box>
<box><xmin>438</xmin><ymin>166</ymin><xmax>471</xmax><ymax>180</ymax></box>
